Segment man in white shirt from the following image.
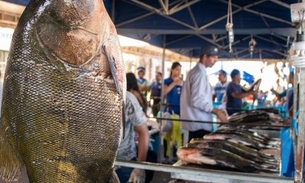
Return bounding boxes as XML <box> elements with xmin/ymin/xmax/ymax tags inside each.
<box><xmin>180</xmin><ymin>45</ymin><xmax>228</xmax><ymax>142</ymax></box>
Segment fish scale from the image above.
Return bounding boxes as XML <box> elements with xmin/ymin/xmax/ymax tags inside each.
<box><xmin>0</xmin><ymin>0</ymin><xmax>125</xmax><ymax>182</ymax></box>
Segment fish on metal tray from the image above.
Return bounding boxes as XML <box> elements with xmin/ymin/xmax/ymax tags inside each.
<box><xmin>188</xmin><ymin>139</ymin><xmax>279</xmax><ymax>165</ymax></box>
<box><xmin>177</xmin><ymin>146</ymin><xmax>279</xmax><ymax>173</ymax></box>
<box><xmin>0</xmin><ymin>0</ymin><xmax>125</xmax><ymax>182</ymax></box>
<box><xmin>228</xmin><ymin>108</ymin><xmax>284</xmax><ymax>124</ymax></box>
<box><xmin>215</xmin><ymin>129</ymin><xmax>280</xmax><ymax>148</ymax></box>
<box><xmin>203</xmin><ymin>132</ymin><xmax>277</xmax><ymax>150</ymax></box>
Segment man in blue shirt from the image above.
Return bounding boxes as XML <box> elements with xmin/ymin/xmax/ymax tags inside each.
<box><xmin>226</xmin><ymin>69</ymin><xmax>256</xmax><ymax>116</ymax></box>
<box><xmin>150</xmin><ymin>72</ymin><xmax>162</xmax><ymax>117</ymax></box>
<box><xmin>137</xmin><ymin>66</ymin><xmax>150</xmax><ymax>98</ymax></box>
<box><xmin>213</xmin><ymin>70</ymin><xmax>229</xmax><ymax>103</ymax></box>
<box><xmin>180</xmin><ymin>46</ymin><xmax>228</xmax><ymax>142</ymax></box>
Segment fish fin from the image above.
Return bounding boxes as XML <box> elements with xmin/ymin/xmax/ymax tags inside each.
<box><xmin>0</xmin><ymin>126</ymin><xmax>23</xmax><ymax>181</ymax></box>
<box><xmin>102</xmin><ymin>34</ymin><xmax>126</xmax><ymax>139</ymax></box>
<box><xmin>110</xmin><ymin>171</ymin><xmax>120</xmax><ymax>183</ymax></box>
<box><xmin>102</xmin><ymin>34</ymin><xmax>125</xmax><ymax>97</ymax></box>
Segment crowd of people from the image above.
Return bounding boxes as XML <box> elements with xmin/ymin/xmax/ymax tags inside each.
<box><xmin>116</xmin><ymin>44</ymin><xmax>296</xmax><ymax>183</ymax></box>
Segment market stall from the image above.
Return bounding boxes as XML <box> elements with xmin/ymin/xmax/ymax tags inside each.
<box><xmin>115</xmin><ymin>160</ymin><xmax>294</xmax><ymax>183</ymax></box>
<box><xmin>1</xmin><ymin>1</ymin><xmax>304</xmax><ymax>183</ymax></box>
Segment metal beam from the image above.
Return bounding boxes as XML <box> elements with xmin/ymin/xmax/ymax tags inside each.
<box><xmin>116</xmin><ymin>11</ymin><xmax>155</xmax><ymax>27</ymax></box>
<box><xmin>233</xmin><ymin>48</ymin><xmax>249</xmax><ymax>57</ymax></box>
<box><xmin>187</xmin><ymin>2</ymin><xmax>198</xmax><ymax>29</ymax></box>
<box><xmin>271</xmin><ymin>32</ymin><xmax>291</xmax><ymax>41</ymax></box>
<box><xmin>267</xmin><ymin>50</ymin><xmax>288</xmax><ymax>57</ymax></box>
<box><xmin>224</xmin><ymin>0</ymin><xmax>294</xmax><ymax>26</ymax></box>
<box><xmin>119</xmin><ymin>0</ymin><xmax>186</xmax><ymax>27</ymax></box>
<box><xmin>129</xmin><ymin>0</ymin><xmax>197</xmax><ymax>30</ymax></box>
<box><xmin>269</xmin><ymin>0</ymin><xmax>291</xmax><ymax>9</ymax></box>
<box><xmin>245</xmin><ymin>8</ymin><xmax>294</xmax><ymax>26</ymax></box>
<box><xmin>196</xmin><ymin>34</ymin><xmax>223</xmax><ymax>48</ymax></box>
<box><xmin>117</xmin><ymin>28</ymin><xmax>296</xmax><ymax>37</ymax></box>
<box><xmin>205</xmin><ymin>0</ymin><xmax>267</xmax><ymax>32</ymax></box>
<box><xmin>198</xmin><ymin>7</ymin><xmax>243</xmax><ymax>30</ymax></box>
<box><xmin>199</xmin><ymin>0</ymin><xmax>268</xmax><ymax>31</ymax></box>
<box><xmin>166</xmin><ymin>35</ymin><xmax>193</xmax><ymax>46</ymax></box>
<box><xmin>158</xmin><ymin>0</ymin><xmax>168</xmax><ymax>14</ymax></box>
<box><xmin>167</xmin><ymin>0</ymin><xmax>184</xmax><ymax>15</ymax></box>
<box><xmin>215</xmin><ymin>35</ymin><xmax>227</xmax><ymax>42</ymax></box>
<box><xmin>168</xmin><ymin>0</ymin><xmax>200</xmax><ymax>15</ymax></box>
<box><xmin>130</xmin><ymin>0</ymin><xmax>163</xmax><ymax>14</ymax></box>
<box><xmin>223</xmin><ymin>35</ymin><xmax>251</xmax><ymax>49</ymax></box>
<box><xmin>254</xmin><ymin>35</ymin><xmax>287</xmax><ymax>48</ymax></box>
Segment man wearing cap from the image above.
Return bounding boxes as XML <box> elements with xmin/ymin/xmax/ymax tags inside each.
<box><xmin>213</xmin><ymin>70</ymin><xmax>229</xmax><ymax>104</ymax></box>
<box><xmin>226</xmin><ymin>69</ymin><xmax>257</xmax><ymax>115</ymax></box>
<box><xmin>137</xmin><ymin>66</ymin><xmax>150</xmax><ymax>98</ymax></box>
<box><xmin>180</xmin><ymin>46</ymin><xmax>228</xmax><ymax>142</ymax></box>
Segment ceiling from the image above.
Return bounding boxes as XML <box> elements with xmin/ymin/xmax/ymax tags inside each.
<box><xmin>2</xmin><ymin>0</ymin><xmax>301</xmax><ymax>60</ymax></box>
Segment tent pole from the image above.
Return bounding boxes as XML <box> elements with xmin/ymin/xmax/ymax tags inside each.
<box><xmin>158</xmin><ymin>35</ymin><xmax>166</xmax><ymax>163</ymax></box>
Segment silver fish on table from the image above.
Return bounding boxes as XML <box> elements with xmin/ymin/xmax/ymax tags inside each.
<box><xmin>188</xmin><ymin>139</ymin><xmax>279</xmax><ymax>165</ymax></box>
<box><xmin>177</xmin><ymin>146</ymin><xmax>279</xmax><ymax>173</ymax></box>
<box><xmin>203</xmin><ymin>131</ymin><xmax>278</xmax><ymax>150</ymax></box>
<box><xmin>0</xmin><ymin>0</ymin><xmax>125</xmax><ymax>182</ymax></box>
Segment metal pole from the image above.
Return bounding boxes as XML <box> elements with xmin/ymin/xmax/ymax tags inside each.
<box><xmin>292</xmin><ymin>39</ymin><xmax>305</xmax><ymax>183</ymax></box>
<box><xmin>295</xmin><ymin>68</ymin><xmax>305</xmax><ymax>183</ymax></box>
<box><xmin>158</xmin><ymin>35</ymin><xmax>166</xmax><ymax>163</ymax></box>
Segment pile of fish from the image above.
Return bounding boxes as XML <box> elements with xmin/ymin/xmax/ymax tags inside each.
<box><xmin>221</xmin><ymin>108</ymin><xmax>287</xmax><ymax>130</ymax></box>
<box><xmin>177</xmin><ymin>129</ymin><xmax>280</xmax><ymax>173</ymax></box>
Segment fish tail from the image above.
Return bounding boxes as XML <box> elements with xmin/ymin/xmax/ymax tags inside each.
<box><xmin>0</xmin><ymin>126</ymin><xmax>23</xmax><ymax>181</ymax></box>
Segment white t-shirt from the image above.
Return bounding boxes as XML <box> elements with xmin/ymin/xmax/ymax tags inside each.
<box><xmin>116</xmin><ymin>91</ymin><xmax>147</xmax><ymax>161</ymax></box>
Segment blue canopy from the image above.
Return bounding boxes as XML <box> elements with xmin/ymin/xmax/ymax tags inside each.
<box><xmin>3</xmin><ymin>0</ymin><xmax>298</xmax><ymax>59</ymax></box>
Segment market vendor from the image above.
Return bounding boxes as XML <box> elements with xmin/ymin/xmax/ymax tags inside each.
<box><xmin>116</xmin><ymin>73</ymin><xmax>150</xmax><ymax>183</ymax></box>
<box><xmin>271</xmin><ymin>71</ymin><xmax>295</xmax><ymax>118</ymax></box>
<box><xmin>180</xmin><ymin>45</ymin><xmax>228</xmax><ymax>142</ymax></box>
<box><xmin>226</xmin><ymin>69</ymin><xmax>257</xmax><ymax>116</ymax></box>
<box><xmin>213</xmin><ymin>70</ymin><xmax>229</xmax><ymax>104</ymax></box>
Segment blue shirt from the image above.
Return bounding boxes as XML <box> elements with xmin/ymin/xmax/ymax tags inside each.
<box><xmin>226</xmin><ymin>82</ymin><xmax>243</xmax><ymax>115</ymax></box>
<box><xmin>150</xmin><ymin>80</ymin><xmax>162</xmax><ymax>104</ymax></box>
<box><xmin>164</xmin><ymin>78</ymin><xmax>182</xmax><ymax>115</ymax></box>
<box><xmin>214</xmin><ymin>81</ymin><xmax>229</xmax><ymax>103</ymax></box>
<box><xmin>180</xmin><ymin>63</ymin><xmax>214</xmax><ymax>132</ymax></box>
<box><xmin>137</xmin><ymin>78</ymin><xmax>149</xmax><ymax>96</ymax></box>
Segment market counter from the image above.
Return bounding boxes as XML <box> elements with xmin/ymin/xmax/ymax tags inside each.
<box><xmin>114</xmin><ymin>160</ymin><xmax>294</xmax><ymax>183</ymax></box>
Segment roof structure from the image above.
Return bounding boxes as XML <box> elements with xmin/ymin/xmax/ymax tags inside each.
<box><xmin>2</xmin><ymin>0</ymin><xmax>301</xmax><ymax>60</ymax></box>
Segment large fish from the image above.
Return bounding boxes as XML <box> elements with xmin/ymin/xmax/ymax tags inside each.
<box><xmin>0</xmin><ymin>0</ymin><xmax>125</xmax><ymax>182</ymax></box>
